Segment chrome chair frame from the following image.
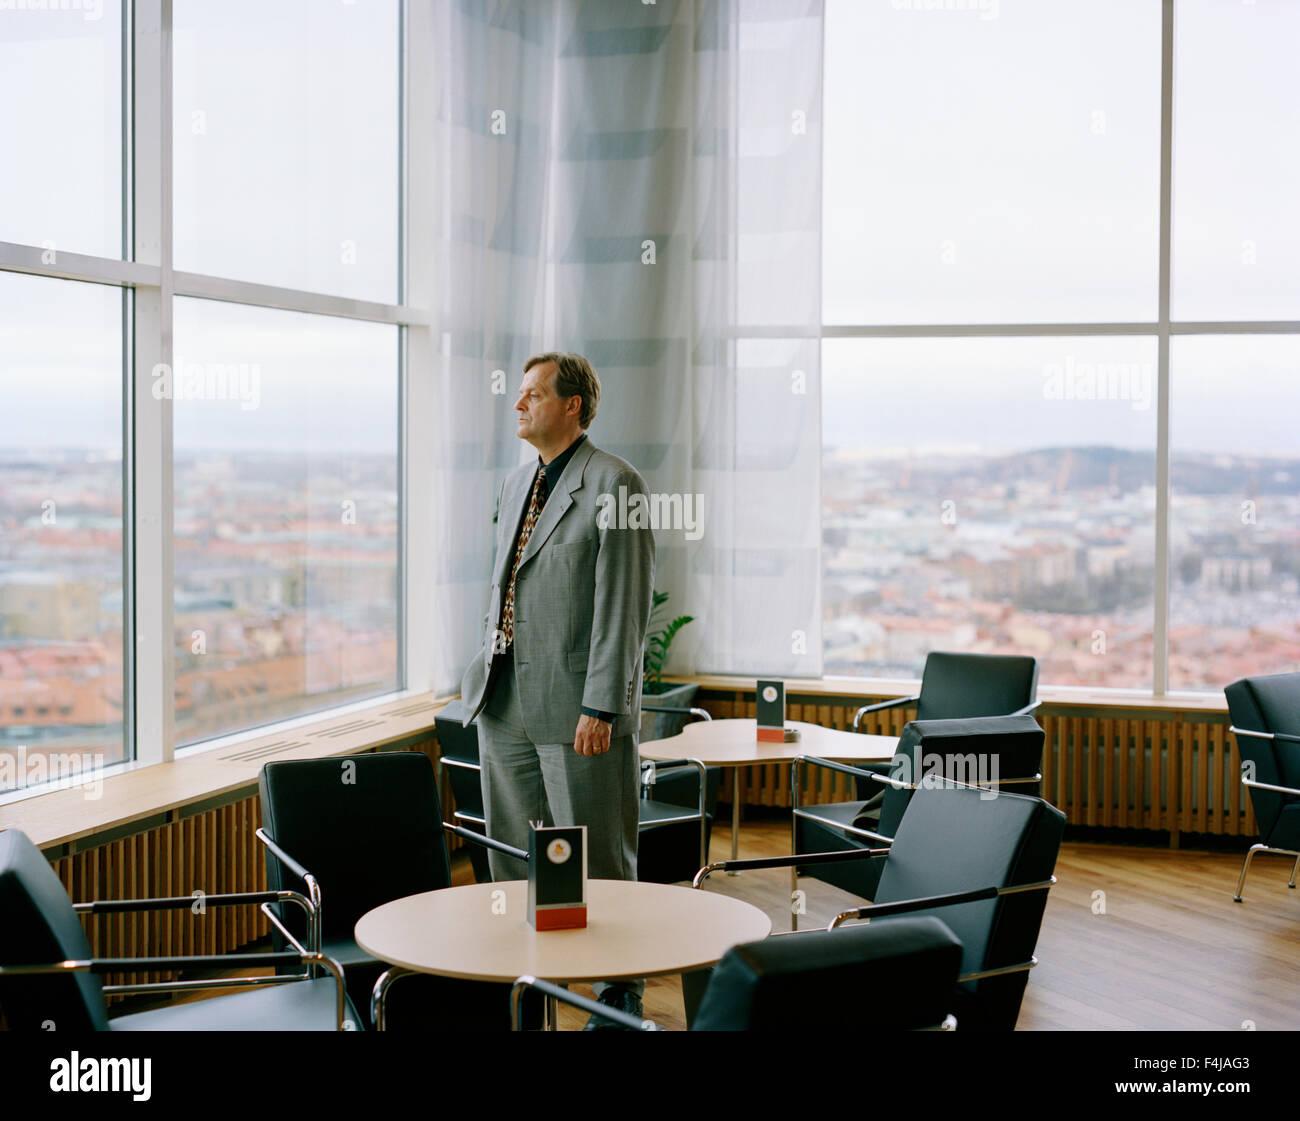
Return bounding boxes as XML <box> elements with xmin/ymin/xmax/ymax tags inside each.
<box><xmin>255</xmin><ymin>828</ymin><xmax>324</xmax><ymax>966</ymax></box>
<box><xmin>694</xmin><ymin>850</ymin><xmax>1056</xmax><ymax>999</ymax></box>
<box><xmin>0</xmin><ymin>948</ymin><xmax>352</xmax><ymax>1030</ymax></box>
<box><xmin>851</xmin><ymin>696</ymin><xmax>1041</xmax><ymax>733</ymax></box>
<box><xmin>507</xmin><ymin>966</ymin><xmax>957</xmax><ymax>1031</ymax></box>
<box><xmin>641</xmin><ymin>704</ymin><xmax>714</xmax><ymax>871</ymax></box>
<box><xmin>787</xmin><ymin>757</ymin><xmax>1043</xmax><ymax>929</ymax></box>
<box><xmin>438</xmin><ymin>754</ymin><xmax>487</xmax><ymax>829</ymax></box>
<box><xmin>509</xmin><ymin>975</ymin><xmax>659</xmax><ymax>1031</ymax></box>
<box><xmin>1</xmin><ymin>886</ymin><xmax>354</xmax><ymax>1030</ymax></box>
<box><xmin>367</xmin><ymin>822</ymin><xmax>529</xmax><ymax>1031</ymax></box>
<box><xmin>1228</xmin><ymin>724</ymin><xmax>1300</xmax><ymax>901</ymax></box>
<box><xmin>439</xmin><ymin>705</ymin><xmax>714</xmax><ymax>872</ymax></box>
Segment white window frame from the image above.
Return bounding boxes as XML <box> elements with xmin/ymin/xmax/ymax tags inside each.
<box><xmin>814</xmin><ymin>0</ymin><xmax>1300</xmax><ymax>697</ymax></box>
<box><xmin>0</xmin><ymin>0</ymin><xmax>434</xmax><ymax>785</ymax></box>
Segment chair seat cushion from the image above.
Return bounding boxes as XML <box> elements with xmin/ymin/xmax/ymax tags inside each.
<box><xmin>321</xmin><ymin>935</ymin><xmax>377</xmax><ymax>970</ymax></box>
<box><xmin>798</xmin><ymin>799</ymin><xmax>877</xmax><ymax>832</ymax></box>
<box><xmin>640</xmin><ymin>798</ymin><xmax>704</xmax><ymax>826</ymax></box>
<box><xmin>108</xmin><ymin>977</ymin><xmax>359</xmax><ymax>1031</ymax></box>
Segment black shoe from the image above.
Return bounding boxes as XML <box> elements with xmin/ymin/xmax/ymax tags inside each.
<box><xmin>582</xmin><ymin>988</ymin><xmax>644</xmax><ymax>1031</ymax></box>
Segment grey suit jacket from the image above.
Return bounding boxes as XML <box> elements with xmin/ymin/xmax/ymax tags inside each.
<box><xmin>460</xmin><ymin>437</ymin><xmax>657</xmax><ymax>743</ymax></box>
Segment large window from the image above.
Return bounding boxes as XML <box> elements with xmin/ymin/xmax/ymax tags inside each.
<box><xmin>0</xmin><ymin>274</ymin><xmax>124</xmax><ymax>795</ymax></box>
<box><xmin>0</xmin><ymin>0</ymin><xmax>123</xmax><ymax>259</ymax></box>
<box><xmin>822</xmin><ymin>0</ymin><xmax>1300</xmax><ymax>693</ymax></box>
<box><xmin>172</xmin><ymin>300</ymin><xmax>399</xmax><ymax>746</ymax></box>
<box><xmin>824</xmin><ymin>337</ymin><xmax>1156</xmax><ymax>688</ymax></box>
<box><xmin>0</xmin><ymin>1</ymin><xmax>407</xmax><ymax>796</ymax></box>
<box><xmin>173</xmin><ymin>0</ymin><xmax>399</xmax><ymax>302</ymax></box>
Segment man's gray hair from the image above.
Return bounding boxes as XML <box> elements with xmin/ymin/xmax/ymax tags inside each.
<box><xmin>525</xmin><ymin>351</ymin><xmax>600</xmax><ymax>429</ymax></box>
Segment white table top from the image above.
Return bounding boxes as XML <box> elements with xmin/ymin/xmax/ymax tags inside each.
<box><xmin>639</xmin><ymin>718</ymin><xmax>898</xmax><ymax>767</ymax></box>
<box><xmin>354</xmin><ymin>879</ymin><xmax>772</xmax><ymax>983</ymax></box>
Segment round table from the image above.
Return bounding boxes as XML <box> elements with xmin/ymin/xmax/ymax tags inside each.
<box><xmin>639</xmin><ymin>718</ymin><xmax>898</xmax><ymax>862</ymax></box>
<box><xmin>355</xmin><ymin>878</ymin><xmax>772</xmax><ymax>1029</ymax></box>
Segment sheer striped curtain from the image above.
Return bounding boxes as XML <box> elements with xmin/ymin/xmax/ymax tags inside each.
<box><xmin>431</xmin><ymin>0</ymin><xmax>824</xmax><ymax>692</ymax></box>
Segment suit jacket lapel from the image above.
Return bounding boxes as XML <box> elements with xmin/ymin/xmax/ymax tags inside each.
<box><xmin>493</xmin><ymin>468</ymin><xmax>533</xmax><ymax>588</ymax></box>
<box><xmin>519</xmin><ymin>438</ymin><xmax>595</xmax><ymax>568</ymax></box>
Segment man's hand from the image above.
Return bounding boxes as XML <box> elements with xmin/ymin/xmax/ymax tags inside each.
<box><xmin>574</xmin><ymin>714</ymin><xmax>612</xmax><ymax>756</ymax></box>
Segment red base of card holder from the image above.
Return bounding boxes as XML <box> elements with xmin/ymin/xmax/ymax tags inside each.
<box><xmin>534</xmin><ymin>906</ymin><xmax>588</xmax><ymax>931</ymax></box>
<box><xmin>756</xmin><ymin>727</ymin><xmax>785</xmax><ymax>742</ymax></box>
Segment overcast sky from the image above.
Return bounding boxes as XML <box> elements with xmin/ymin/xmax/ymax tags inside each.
<box><xmin>1</xmin><ymin>0</ymin><xmax>1295</xmax><ymax>458</ymax></box>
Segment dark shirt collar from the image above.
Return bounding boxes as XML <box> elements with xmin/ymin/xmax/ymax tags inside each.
<box><xmin>538</xmin><ymin>431</ymin><xmax>587</xmax><ymax>490</ymax></box>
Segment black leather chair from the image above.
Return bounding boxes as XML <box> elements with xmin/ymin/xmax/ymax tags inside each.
<box><xmin>435</xmin><ymin>699</ymin><xmax>718</xmax><ymax>884</ymax></box>
<box><xmin>797</xmin><ymin>653</ymin><xmax>1040</xmax><ymax>900</ymax></box>
<box><xmin>0</xmin><ymin>828</ymin><xmax>356</xmax><ymax>1030</ymax></box>
<box><xmin>257</xmin><ymin>751</ymin><xmax>537</xmax><ymax>1030</ymax></box>
<box><xmin>792</xmin><ymin>713</ymin><xmax>1045</xmax><ymax>916</ymax></box>
<box><xmin>638</xmin><ymin>704</ymin><xmax>721</xmax><ymax>882</ymax></box>
<box><xmin>851</xmin><ymin>652</ymin><xmax>1041</xmax><ymax>732</ymax></box>
<box><xmin>434</xmin><ymin>699</ymin><xmax>492</xmax><ymax>883</ymax></box>
<box><xmin>1224</xmin><ymin>673</ymin><xmax>1300</xmax><ymax>901</ymax></box>
<box><xmin>511</xmin><ymin>915</ymin><xmax>963</xmax><ymax>1031</ymax></box>
<box><xmin>699</xmin><ymin>782</ymin><xmax>1065</xmax><ymax>1031</ymax></box>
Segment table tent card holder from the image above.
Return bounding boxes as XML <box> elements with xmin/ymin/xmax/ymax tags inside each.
<box><xmin>756</xmin><ymin>679</ymin><xmax>799</xmax><ymax>743</ymax></box>
<box><xmin>528</xmin><ymin>822</ymin><xmax>588</xmax><ymax>930</ymax></box>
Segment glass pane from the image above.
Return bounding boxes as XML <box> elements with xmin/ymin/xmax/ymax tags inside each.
<box><xmin>172</xmin><ymin>298</ymin><xmax>399</xmax><ymax>747</ymax></box>
<box><xmin>1170</xmin><ymin>336</ymin><xmax>1300</xmax><ymax>691</ymax></box>
<box><xmin>823</xmin><ymin>0</ymin><xmax>1160</xmax><ymax>324</ymax></box>
<box><xmin>1173</xmin><ymin>0</ymin><xmax>1300</xmax><ymax>321</ymax></box>
<box><xmin>173</xmin><ymin>0</ymin><xmax>400</xmax><ymax>302</ymax></box>
<box><xmin>0</xmin><ymin>272</ymin><xmax>124</xmax><ymax>795</ymax></box>
<box><xmin>823</xmin><ymin>336</ymin><xmax>1157</xmax><ymax>688</ymax></box>
<box><xmin>0</xmin><ymin>1</ymin><xmax>123</xmax><ymax>259</ymax></box>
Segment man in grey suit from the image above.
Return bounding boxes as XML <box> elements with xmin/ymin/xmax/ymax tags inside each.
<box><xmin>460</xmin><ymin>351</ymin><xmax>656</xmax><ymax>1027</ymax></box>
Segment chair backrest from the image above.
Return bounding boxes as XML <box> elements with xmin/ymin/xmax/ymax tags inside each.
<box><xmin>1225</xmin><ymin>674</ymin><xmax>1300</xmax><ymax>839</ymax></box>
<box><xmin>0</xmin><ymin>829</ymin><xmax>109</xmax><ymax>1031</ymax></box>
<box><xmin>259</xmin><ymin>752</ymin><xmax>451</xmax><ymax>943</ymax></box>
<box><xmin>874</xmin><ymin>783</ymin><xmax>1064</xmax><ymax>1031</ymax></box>
<box><xmin>690</xmin><ymin>916</ymin><xmax>963</xmax><ymax>1031</ymax></box>
<box><xmin>433</xmin><ymin>699</ymin><xmax>479</xmax><ymax>762</ymax></box>
<box><xmin>914</xmin><ymin>652</ymin><xmax>1039</xmax><ymax>722</ymax></box>
<box><xmin>870</xmin><ymin>713</ymin><xmax>1047</xmax><ymax>838</ymax></box>
<box><xmin>434</xmin><ymin>700</ymin><xmax>485</xmax><ymax>817</ymax></box>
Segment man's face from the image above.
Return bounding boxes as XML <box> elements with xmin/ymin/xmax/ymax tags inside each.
<box><xmin>515</xmin><ymin>362</ymin><xmax>578</xmax><ymax>446</ymax></box>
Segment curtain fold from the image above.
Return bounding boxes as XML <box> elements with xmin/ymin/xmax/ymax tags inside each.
<box><xmin>431</xmin><ymin>0</ymin><xmax>824</xmax><ymax>694</ymax></box>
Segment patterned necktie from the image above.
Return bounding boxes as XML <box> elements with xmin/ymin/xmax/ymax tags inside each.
<box><xmin>498</xmin><ymin>468</ymin><xmax>548</xmax><ymax>651</ymax></box>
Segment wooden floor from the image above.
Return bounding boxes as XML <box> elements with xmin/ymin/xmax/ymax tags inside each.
<box><xmin>496</xmin><ymin>820</ymin><xmax>1300</xmax><ymax>1032</ymax></box>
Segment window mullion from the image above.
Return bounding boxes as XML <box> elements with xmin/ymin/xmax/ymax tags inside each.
<box><xmin>130</xmin><ymin>0</ymin><xmax>175</xmax><ymax>766</ymax></box>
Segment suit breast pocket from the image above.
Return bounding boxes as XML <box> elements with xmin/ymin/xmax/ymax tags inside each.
<box><xmin>553</xmin><ymin>540</ymin><xmax>596</xmax><ymax>648</ymax></box>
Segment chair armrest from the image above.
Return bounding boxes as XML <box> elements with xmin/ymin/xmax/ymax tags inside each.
<box><xmin>0</xmin><ymin>950</ymin><xmax>355</xmax><ymax>1030</ymax></box>
<box><xmin>511</xmin><ymin>975</ymin><xmax>658</xmax><ymax>1031</ymax></box>
<box><xmin>1011</xmin><ymin>700</ymin><xmax>1042</xmax><ymax>716</ymax></box>
<box><xmin>641</xmin><ymin>705</ymin><xmax>712</xmax><ymax>722</ymax></box>
<box><xmin>1243</xmin><ymin>778</ymin><xmax>1300</xmax><ymax>796</ymax></box>
<box><xmin>693</xmin><ymin>846</ymin><xmax>890</xmax><ymax>888</ymax></box>
<box><xmin>73</xmin><ymin>888</ymin><xmax>320</xmax><ymax>961</ymax></box>
<box><xmin>443</xmin><ymin>821</ymin><xmax>528</xmax><ymax>863</ymax></box>
<box><xmin>73</xmin><ymin>888</ymin><xmax>307</xmax><ymax>915</ymax></box>
<box><xmin>439</xmin><ymin>756</ymin><xmax>483</xmax><ymax>773</ymax></box>
<box><xmin>1231</xmin><ymin>725</ymin><xmax>1300</xmax><ymax>746</ymax></box>
<box><xmin>852</xmin><ymin>695</ymin><xmax>919</xmax><ymax>731</ymax></box>
<box><xmin>828</xmin><ymin>876</ymin><xmax>1056</xmax><ymax>929</ymax></box>
<box><xmin>253</xmin><ymin>831</ymin><xmax>324</xmax><ymax>956</ymax></box>
<box><xmin>255</xmin><ymin>828</ymin><xmax>316</xmax><ymax>885</ymax></box>
<box><xmin>796</xmin><ymin>755</ymin><xmax>887</xmax><ymax>782</ymax></box>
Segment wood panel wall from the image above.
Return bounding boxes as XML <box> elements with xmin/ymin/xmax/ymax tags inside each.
<box><xmin>47</xmin><ymin>738</ymin><xmax>443</xmax><ymax>1005</ymax></box>
<box><xmin>696</xmin><ymin>690</ymin><xmax>1253</xmax><ymax>844</ymax></box>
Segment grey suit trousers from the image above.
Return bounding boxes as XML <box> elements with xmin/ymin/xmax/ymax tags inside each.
<box><xmin>478</xmin><ymin>650</ymin><xmax>643</xmax><ymax>997</ymax></box>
